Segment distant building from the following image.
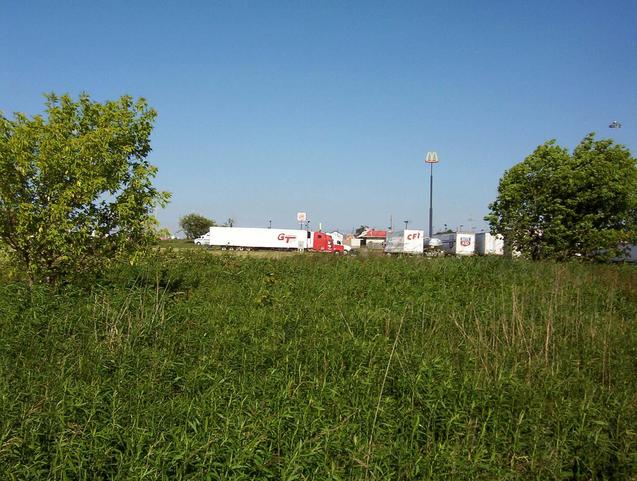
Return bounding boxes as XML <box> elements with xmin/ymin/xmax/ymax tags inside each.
<box><xmin>357</xmin><ymin>228</ymin><xmax>387</xmax><ymax>248</ymax></box>
<box><xmin>343</xmin><ymin>234</ymin><xmax>359</xmax><ymax>248</ymax></box>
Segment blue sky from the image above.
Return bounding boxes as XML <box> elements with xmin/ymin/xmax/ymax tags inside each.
<box><xmin>2</xmin><ymin>0</ymin><xmax>636</xmax><ymax>234</ymax></box>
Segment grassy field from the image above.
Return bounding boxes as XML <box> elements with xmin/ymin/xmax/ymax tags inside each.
<box><xmin>1</xmin><ymin>252</ymin><xmax>636</xmax><ymax>480</ymax></box>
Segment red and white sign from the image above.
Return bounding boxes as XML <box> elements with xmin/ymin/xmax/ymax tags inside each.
<box><xmin>460</xmin><ymin>237</ymin><xmax>472</xmax><ymax>247</ymax></box>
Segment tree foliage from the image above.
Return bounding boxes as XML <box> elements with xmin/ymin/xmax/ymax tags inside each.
<box><xmin>0</xmin><ymin>93</ymin><xmax>170</xmax><ymax>283</ymax></box>
<box><xmin>486</xmin><ymin>134</ymin><xmax>637</xmax><ymax>260</ymax></box>
<box><xmin>179</xmin><ymin>213</ymin><xmax>215</xmax><ymax>239</ymax></box>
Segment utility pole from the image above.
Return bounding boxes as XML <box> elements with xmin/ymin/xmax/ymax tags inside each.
<box><xmin>425</xmin><ymin>152</ymin><xmax>439</xmax><ymax>238</ymax></box>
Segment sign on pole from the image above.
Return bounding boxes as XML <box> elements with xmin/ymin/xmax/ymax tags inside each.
<box><xmin>425</xmin><ymin>151</ymin><xmax>439</xmax><ymax>164</ymax></box>
<box><xmin>297</xmin><ymin>212</ymin><xmax>307</xmax><ymax>222</ymax></box>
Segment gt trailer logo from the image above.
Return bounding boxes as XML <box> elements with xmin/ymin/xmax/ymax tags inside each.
<box><xmin>277</xmin><ymin>233</ymin><xmax>297</xmax><ymax>243</ymax></box>
<box><xmin>460</xmin><ymin>237</ymin><xmax>472</xmax><ymax>247</ymax></box>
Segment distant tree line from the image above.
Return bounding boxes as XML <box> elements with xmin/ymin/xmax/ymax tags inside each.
<box><xmin>179</xmin><ymin>214</ymin><xmax>235</xmax><ymax>239</ymax></box>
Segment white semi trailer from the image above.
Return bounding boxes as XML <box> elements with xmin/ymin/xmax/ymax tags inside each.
<box><xmin>384</xmin><ymin>229</ymin><xmax>425</xmax><ymax>254</ymax></box>
<box><xmin>438</xmin><ymin>232</ymin><xmax>475</xmax><ymax>256</ymax></box>
<box><xmin>475</xmin><ymin>233</ymin><xmax>504</xmax><ymax>255</ymax></box>
<box><xmin>208</xmin><ymin>227</ymin><xmax>306</xmax><ymax>250</ymax></box>
<box><xmin>207</xmin><ymin>227</ymin><xmax>346</xmax><ymax>253</ymax></box>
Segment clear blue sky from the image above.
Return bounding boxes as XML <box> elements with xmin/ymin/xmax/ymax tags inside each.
<box><xmin>2</xmin><ymin>0</ymin><xmax>636</xmax><ymax>234</ymax></box>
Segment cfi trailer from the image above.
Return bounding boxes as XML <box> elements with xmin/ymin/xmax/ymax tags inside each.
<box><xmin>207</xmin><ymin>226</ymin><xmax>346</xmax><ymax>253</ymax></box>
<box><xmin>384</xmin><ymin>229</ymin><xmax>426</xmax><ymax>254</ymax></box>
<box><xmin>384</xmin><ymin>229</ymin><xmax>443</xmax><ymax>255</ymax></box>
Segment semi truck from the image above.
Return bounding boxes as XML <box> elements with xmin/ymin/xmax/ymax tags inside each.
<box><xmin>474</xmin><ymin>233</ymin><xmax>504</xmax><ymax>255</ymax></box>
<box><xmin>193</xmin><ymin>232</ymin><xmax>210</xmax><ymax>245</ymax></box>
<box><xmin>438</xmin><ymin>232</ymin><xmax>475</xmax><ymax>256</ymax></box>
<box><xmin>207</xmin><ymin>226</ymin><xmax>346</xmax><ymax>253</ymax></box>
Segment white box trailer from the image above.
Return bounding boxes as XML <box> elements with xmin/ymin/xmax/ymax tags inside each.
<box><xmin>384</xmin><ymin>229</ymin><xmax>425</xmax><ymax>254</ymax></box>
<box><xmin>209</xmin><ymin>227</ymin><xmax>307</xmax><ymax>250</ymax></box>
<box><xmin>475</xmin><ymin>233</ymin><xmax>504</xmax><ymax>255</ymax></box>
<box><xmin>438</xmin><ymin>232</ymin><xmax>475</xmax><ymax>256</ymax></box>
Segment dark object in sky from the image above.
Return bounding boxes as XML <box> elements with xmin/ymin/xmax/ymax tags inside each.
<box><xmin>609</xmin><ymin>120</ymin><xmax>622</xmax><ymax>128</ymax></box>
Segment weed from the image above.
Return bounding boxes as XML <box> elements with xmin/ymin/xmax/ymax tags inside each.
<box><xmin>0</xmin><ymin>253</ymin><xmax>635</xmax><ymax>479</ymax></box>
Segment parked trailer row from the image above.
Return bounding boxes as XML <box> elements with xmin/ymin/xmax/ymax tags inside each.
<box><xmin>201</xmin><ymin>226</ymin><xmax>634</xmax><ymax>261</ymax></box>
<box><xmin>202</xmin><ymin>226</ymin><xmax>506</xmax><ymax>257</ymax></box>
<box><xmin>384</xmin><ymin>230</ymin><xmax>505</xmax><ymax>256</ymax></box>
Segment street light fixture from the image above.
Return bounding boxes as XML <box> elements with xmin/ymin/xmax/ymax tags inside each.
<box><xmin>425</xmin><ymin>152</ymin><xmax>439</xmax><ymax>238</ymax></box>
<box><xmin>403</xmin><ymin>220</ymin><xmax>409</xmax><ymax>230</ymax></box>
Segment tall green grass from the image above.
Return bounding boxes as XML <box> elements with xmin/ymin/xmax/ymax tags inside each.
<box><xmin>1</xmin><ymin>253</ymin><xmax>636</xmax><ymax>479</ymax></box>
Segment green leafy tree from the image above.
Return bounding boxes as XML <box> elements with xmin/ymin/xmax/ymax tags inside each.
<box><xmin>156</xmin><ymin>227</ymin><xmax>172</xmax><ymax>240</ymax></box>
<box><xmin>0</xmin><ymin>93</ymin><xmax>170</xmax><ymax>283</ymax></box>
<box><xmin>486</xmin><ymin>134</ymin><xmax>637</xmax><ymax>260</ymax></box>
<box><xmin>180</xmin><ymin>213</ymin><xmax>215</xmax><ymax>239</ymax></box>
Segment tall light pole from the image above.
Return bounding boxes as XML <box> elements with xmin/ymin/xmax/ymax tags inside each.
<box><xmin>425</xmin><ymin>152</ymin><xmax>439</xmax><ymax>238</ymax></box>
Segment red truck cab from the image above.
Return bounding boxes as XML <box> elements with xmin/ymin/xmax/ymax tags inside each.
<box><xmin>308</xmin><ymin>231</ymin><xmax>345</xmax><ymax>253</ymax></box>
